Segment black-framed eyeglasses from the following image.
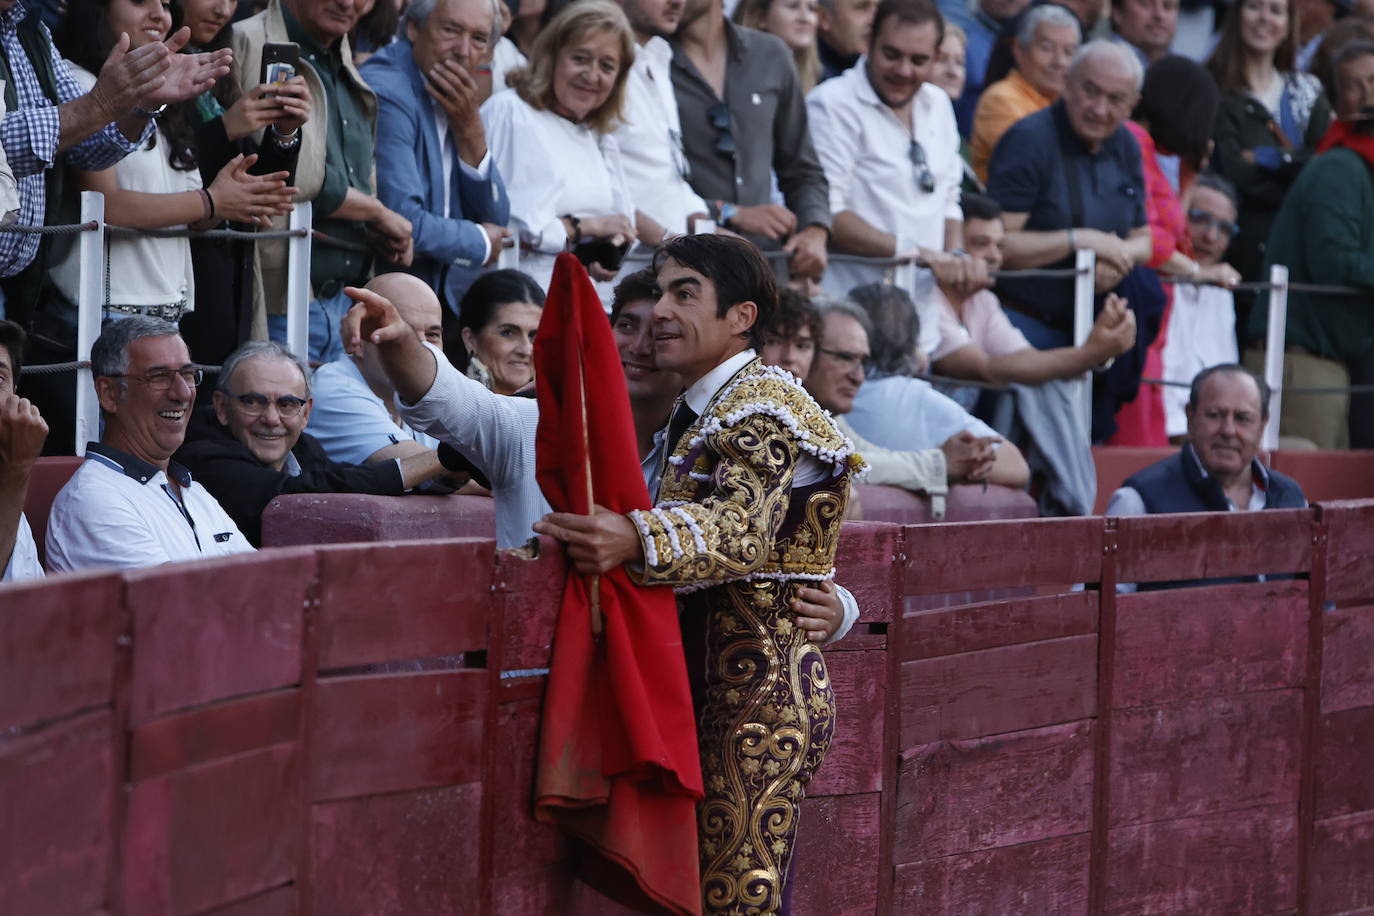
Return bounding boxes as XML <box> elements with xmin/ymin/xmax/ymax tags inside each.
<box><xmin>908</xmin><ymin>140</ymin><xmax>936</xmax><ymax>193</ymax></box>
<box><xmin>109</xmin><ymin>367</ymin><xmax>203</xmax><ymax>391</ymax></box>
<box><xmin>707</xmin><ymin>102</ymin><xmax>736</xmax><ymax>157</ymax></box>
<box><xmin>819</xmin><ymin>347</ymin><xmax>867</xmax><ymax>370</ymax></box>
<box><xmin>222</xmin><ymin>389</ymin><xmax>308</xmax><ymax>418</ymax></box>
<box><xmin>1187</xmin><ymin>208</ymin><xmax>1239</xmax><ymax>238</ymax></box>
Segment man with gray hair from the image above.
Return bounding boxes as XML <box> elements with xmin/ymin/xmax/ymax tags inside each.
<box><xmin>985</xmin><ymin>39</ymin><xmax>1152</xmax><ymax>353</ymax></box>
<box><xmin>971</xmin><ymin>4</ymin><xmax>1081</xmax><ymax>182</ymax></box>
<box><xmin>45</xmin><ymin>318</ymin><xmax>253</xmax><ymax>572</ymax></box>
<box><xmin>360</xmin><ymin>0</ymin><xmax>512</xmax><ymax>311</ymax></box>
<box><xmin>175</xmin><ymin>340</ymin><xmax>447</xmax><ymax>546</ymax></box>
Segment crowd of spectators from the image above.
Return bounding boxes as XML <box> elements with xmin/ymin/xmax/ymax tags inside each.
<box><xmin>0</xmin><ymin>0</ymin><xmax>1369</xmax><ymax>581</ymax></box>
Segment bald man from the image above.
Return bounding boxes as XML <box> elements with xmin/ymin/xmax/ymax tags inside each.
<box><xmin>305</xmin><ymin>274</ymin><xmax>451</xmax><ymax>468</ymax></box>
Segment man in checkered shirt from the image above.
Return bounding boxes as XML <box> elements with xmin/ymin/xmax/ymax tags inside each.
<box><xmin>0</xmin><ymin>0</ymin><xmax>232</xmax><ymax>278</ymax></box>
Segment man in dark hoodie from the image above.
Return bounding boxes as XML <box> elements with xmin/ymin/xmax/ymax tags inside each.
<box><xmin>176</xmin><ymin>340</ymin><xmax>452</xmax><ymax>545</ymax></box>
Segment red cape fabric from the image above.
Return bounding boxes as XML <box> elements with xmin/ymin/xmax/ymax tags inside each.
<box><xmin>532</xmin><ymin>253</ymin><xmax>703</xmax><ymax>916</ymax></box>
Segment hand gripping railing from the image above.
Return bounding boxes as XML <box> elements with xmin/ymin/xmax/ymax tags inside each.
<box><xmin>3</xmin><ymin>191</ymin><xmax>314</xmax><ymax>454</ymax></box>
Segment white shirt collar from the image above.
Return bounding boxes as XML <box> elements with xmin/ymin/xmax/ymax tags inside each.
<box><xmin>683</xmin><ymin>348</ymin><xmax>756</xmax><ymax>416</ymax></box>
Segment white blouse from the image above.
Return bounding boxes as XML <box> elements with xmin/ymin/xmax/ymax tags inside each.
<box><xmin>54</xmin><ymin>64</ymin><xmax>200</xmax><ymax>311</ymax></box>
<box><xmin>480</xmin><ymin>88</ymin><xmax>635</xmax><ymax>300</ymax></box>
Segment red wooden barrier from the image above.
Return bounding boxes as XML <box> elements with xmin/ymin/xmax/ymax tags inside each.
<box><xmin>21</xmin><ymin>455</ymin><xmax>82</xmax><ymax>567</ymax></box>
<box><xmin>3</xmin><ymin>505</ymin><xmax>1373</xmax><ymax>914</ymax></box>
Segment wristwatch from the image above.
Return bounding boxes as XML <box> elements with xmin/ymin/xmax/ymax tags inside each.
<box><xmin>134</xmin><ymin>103</ymin><xmax>168</xmax><ymax>119</ymax></box>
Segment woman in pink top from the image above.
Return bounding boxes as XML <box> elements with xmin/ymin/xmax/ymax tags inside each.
<box><xmin>1110</xmin><ymin>56</ymin><xmax>1239</xmax><ymax>446</ymax></box>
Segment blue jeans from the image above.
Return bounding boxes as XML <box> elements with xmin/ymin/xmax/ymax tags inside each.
<box><xmin>267</xmin><ymin>288</ymin><xmax>353</xmax><ymax>364</ymax></box>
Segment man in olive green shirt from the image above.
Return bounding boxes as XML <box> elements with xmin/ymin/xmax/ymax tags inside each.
<box><xmin>266</xmin><ymin>0</ymin><xmax>413</xmax><ymax>364</ymax></box>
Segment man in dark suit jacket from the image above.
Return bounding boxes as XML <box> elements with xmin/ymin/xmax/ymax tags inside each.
<box><xmin>176</xmin><ymin>341</ymin><xmax>452</xmax><ymax>546</ymax></box>
<box><xmin>360</xmin><ymin>0</ymin><xmax>511</xmax><ymax>312</ymax></box>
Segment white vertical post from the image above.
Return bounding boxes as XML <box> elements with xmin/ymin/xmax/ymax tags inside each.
<box><xmin>285</xmin><ymin>200</ymin><xmax>312</xmax><ymax>369</ymax></box>
<box><xmin>1262</xmin><ymin>263</ymin><xmax>1289</xmax><ymax>453</ymax></box>
<box><xmin>497</xmin><ymin>228</ymin><xmax>520</xmax><ymax>270</ymax></box>
<box><xmin>1072</xmin><ymin>247</ymin><xmax>1097</xmax><ymax>438</ymax></box>
<box><xmin>73</xmin><ymin>191</ymin><xmax>105</xmax><ymax>456</ymax></box>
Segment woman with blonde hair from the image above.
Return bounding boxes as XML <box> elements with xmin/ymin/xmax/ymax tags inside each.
<box><xmin>733</xmin><ymin>0</ymin><xmax>821</xmax><ymax>93</ymax></box>
<box><xmin>481</xmin><ymin>0</ymin><xmax>639</xmax><ymax>299</ymax></box>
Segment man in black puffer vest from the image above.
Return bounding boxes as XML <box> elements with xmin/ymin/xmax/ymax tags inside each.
<box><xmin>1105</xmin><ymin>363</ymin><xmax>1306</xmax><ymax>589</ymax></box>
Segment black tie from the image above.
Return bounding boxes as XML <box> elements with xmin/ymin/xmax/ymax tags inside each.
<box><xmin>665</xmin><ymin>399</ymin><xmax>699</xmax><ymax>455</ymax></box>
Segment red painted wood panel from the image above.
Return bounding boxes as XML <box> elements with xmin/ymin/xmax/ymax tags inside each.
<box><xmin>1103</xmin><ymin>804</ymin><xmax>1298</xmax><ymax>914</ymax></box>
<box><xmin>808</xmin><ymin>649</ymin><xmax>885</xmax><ymax>797</ymax></box>
<box><xmin>1323</xmin><ymin>500</ymin><xmax>1374</xmax><ymax>603</ymax></box>
<box><xmin>315</xmin><ymin>540</ymin><xmax>494</xmax><ymax>669</ymax></box>
<box><xmin>0</xmin><ymin>711</ymin><xmax>113</xmax><ymax>916</ymax></box>
<box><xmin>131</xmin><ymin>690</ymin><xmax>299</xmax><ymax>782</ymax></box>
<box><xmin>1113</xmin><ymin>581</ymin><xmax>1307</xmax><ymax>708</ymax></box>
<box><xmin>310</xmin><ymin>670</ymin><xmax>485</xmax><ymax>802</ymax></box>
<box><xmin>122</xmin><ymin>743</ymin><xmax>298</xmax><ymax>916</ymax></box>
<box><xmin>1309</xmin><ymin>810</ymin><xmax>1374</xmax><ymax>915</ymax></box>
<box><xmin>833</xmin><ymin>521</ymin><xmax>902</xmax><ymax>626</ymax></box>
<box><xmin>790</xmin><ymin>793</ymin><xmax>881</xmax><ymax>916</ymax></box>
<box><xmin>125</xmin><ymin>550</ymin><xmax>314</xmax><ymax>724</ymax></box>
<box><xmin>201</xmin><ymin>885</ymin><xmax>296</xmax><ymax>916</ymax></box>
<box><xmin>901</xmin><ymin>517</ymin><xmax>1104</xmax><ymax>594</ymax></box>
<box><xmin>899</xmin><ymin>591</ymin><xmax>1097</xmax><ymax>662</ymax></box>
<box><xmin>856</xmin><ymin>483</ymin><xmax>1038</xmax><ymax>525</ymax></box>
<box><xmin>893</xmin><ymin>833</ymin><xmax>1091</xmax><ymax>915</ymax></box>
<box><xmin>901</xmin><ymin>635</ymin><xmax>1097</xmax><ymax>747</ymax></box>
<box><xmin>309</xmin><ymin>784</ymin><xmax>482</xmax><ymax>916</ymax></box>
<box><xmin>494</xmin><ymin>539</ymin><xmax>566</xmax><ymax>672</ymax></box>
<box><xmin>487</xmin><ymin>694</ymin><xmax>580</xmax><ymax>916</ymax></box>
<box><xmin>261</xmin><ymin>493</ymin><xmax>497</xmax><ymax>547</ymax></box>
<box><xmin>1269</xmin><ymin>450</ymin><xmax>1374</xmax><ymax>503</ymax></box>
<box><xmin>894</xmin><ymin>721</ymin><xmax>1094</xmax><ymax>863</ymax></box>
<box><xmin>1315</xmin><ymin>706</ymin><xmax>1374</xmax><ymax>820</ymax></box>
<box><xmin>1109</xmin><ymin>691</ymin><xmax>1303</xmax><ymax>827</ymax></box>
<box><xmin>1115</xmin><ymin>509</ymin><xmax>1314</xmax><ymax>584</ymax></box>
<box><xmin>0</xmin><ymin>570</ymin><xmax>121</xmax><ymax>731</ymax></box>
<box><xmin>1322</xmin><ymin>604</ymin><xmax>1374</xmax><ymax>714</ymax></box>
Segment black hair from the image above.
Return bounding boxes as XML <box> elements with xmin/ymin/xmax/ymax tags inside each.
<box><xmin>651</xmin><ymin>235</ymin><xmax>777</xmax><ymax>348</ymax></box>
<box><xmin>610</xmin><ymin>267</ymin><xmax>658</xmax><ymax>323</ymax></box>
<box><xmin>961</xmin><ymin>192</ymin><xmax>1003</xmax><ymax>223</ymax></box>
<box><xmin>57</xmin><ymin>0</ymin><xmax>200</xmax><ymax>171</ymax></box>
<box><xmin>446</xmin><ymin>269</ymin><xmax>545</xmax><ymax>372</ymax></box>
<box><xmin>1136</xmin><ymin>55</ymin><xmax>1221</xmax><ymax>175</ymax></box>
<box><xmin>766</xmin><ymin>288</ymin><xmax>822</xmax><ymax>346</ymax></box>
<box><xmin>1188</xmin><ymin>364</ymin><xmax>1271</xmax><ymax>420</ymax></box>
<box><xmin>870</xmin><ymin>0</ymin><xmax>944</xmax><ymax>49</ymax></box>
<box><xmin>0</xmin><ymin>318</ymin><xmax>27</xmax><ymax>379</ymax></box>
<box><xmin>1191</xmin><ymin>171</ymin><xmax>1238</xmax><ymax>209</ymax></box>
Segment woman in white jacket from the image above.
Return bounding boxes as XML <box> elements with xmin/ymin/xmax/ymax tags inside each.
<box><xmin>480</xmin><ymin>0</ymin><xmax>637</xmax><ymax>302</ymax></box>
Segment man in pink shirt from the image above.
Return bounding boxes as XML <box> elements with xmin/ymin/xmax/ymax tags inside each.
<box><xmin>929</xmin><ymin>193</ymin><xmax>1137</xmax><ymax>384</ymax></box>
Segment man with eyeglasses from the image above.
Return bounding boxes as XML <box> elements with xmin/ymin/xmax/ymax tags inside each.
<box><xmin>175</xmin><ymin>340</ymin><xmax>452</xmax><ymax>546</ymax></box>
<box><xmin>1159</xmin><ymin>174</ymin><xmax>1242</xmax><ymax>440</ymax></box>
<box><xmin>808</xmin><ymin>0</ymin><xmax>991</xmax><ymax>361</ymax></box>
<box><xmin>45</xmin><ymin>317</ymin><xmax>254</xmax><ymax>572</ymax></box>
<box><xmin>671</xmin><ymin>0</ymin><xmax>833</xmax><ymax>282</ymax></box>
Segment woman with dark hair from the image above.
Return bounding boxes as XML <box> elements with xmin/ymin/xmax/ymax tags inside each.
<box><xmin>52</xmin><ymin>0</ymin><xmax>303</xmax><ymax>358</ymax></box>
<box><xmin>1207</xmin><ymin>0</ymin><xmax>1331</xmax><ymax>289</ymax></box>
<box><xmin>445</xmin><ymin>268</ymin><xmax>544</xmax><ymax>395</ymax></box>
<box><xmin>167</xmin><ymin>0</ymin><xmax>312</xmax><ymax>363</ymax></box>
<box><xmin>1112</xmin><ymin>55</ymin><xmax>1240</xmax><ymax>446</ymax></box>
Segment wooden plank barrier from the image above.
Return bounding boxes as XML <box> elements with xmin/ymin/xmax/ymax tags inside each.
<box><xmin>2</xmin><ymin>505</ymin><xmax>1373</xmax><ymax>914</ymax></box>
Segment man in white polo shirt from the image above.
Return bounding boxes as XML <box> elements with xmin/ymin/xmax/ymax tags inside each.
<box><xmin>807</xmin><ymin>0</ymin><xmax>988</xmax><ymax>357</ymax></box>
<box><xmin>46</xmin><ymin>318</ymin><xmax>254</xmax><ymax>572</ymax></box>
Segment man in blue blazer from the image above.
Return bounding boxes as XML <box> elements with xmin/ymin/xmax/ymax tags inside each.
<box><xmin>361</xmin><ymin>0</ymin><xmax>511</xmax><ymax>312</ymax></box>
